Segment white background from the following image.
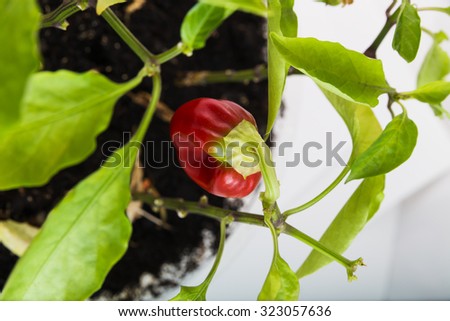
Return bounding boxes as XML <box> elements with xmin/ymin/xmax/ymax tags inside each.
<box><xmin>2</xmin><ymin>301</ymin><xmax>450</xmax><ymax>321</ymax></box>
<box><xmin>162</xmin><ymin>0</ymin><xmax>450</xmax><ymax>300</ymax></box>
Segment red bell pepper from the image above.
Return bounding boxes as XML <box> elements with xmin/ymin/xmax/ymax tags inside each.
<box><xmin>170</xmin><ymin>98</ymin><xmax>262</xmax><ymax>198</ymax></box>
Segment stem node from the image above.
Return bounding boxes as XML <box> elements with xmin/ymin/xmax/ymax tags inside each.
<box><xmin>347</xmin><ymin>257</ymin><xmax>365</xmax><ymax>281</ymax></box>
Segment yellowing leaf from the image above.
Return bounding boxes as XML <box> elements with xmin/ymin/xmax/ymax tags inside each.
<box><xmin>417</xmin><ymin>32</ymin><xmax>450</xmax><ymax>87</ymax></box>
<box><xmin>0</xmin><ymin>220</ymin><xmax>39</xmax><ymax>257</ymax></box>
<box><xmin>298</xmin><ymin>176</ymin><xmax>385</xmax><ymax>279</ymax></box>
<box><xmin>297</xmin><ymin>89</ymin><xmax>385</xmax><ymax>279</ymax></box>
<box><xmin>96</xmin><ymin>0</ymin><xmax>126</xmax><ymax>15</ymax></box>
<box><xmin>417</xmin><ymin>33</ymin><xmax>450</xmax><ymax>117</ymax></box>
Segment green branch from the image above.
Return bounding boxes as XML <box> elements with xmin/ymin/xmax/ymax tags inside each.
<box><xmin>40</xmin><ymin>0</ymin><xmax>88</xmax><ymax>29</ymax></box>
<box><xmin>170</xmin><ymin>216</ymin><xmax>233</xmax><ymax>300</ymax></box>
<box><xmin>177</xmin><ymin>64</ymin><xmax>268</xmax><ymax>87</ymax></box>
<box><xmin>282</xmin><ymin>165</ymin><xmax>350</xmax><ymax>217</ymax></box>
<box><xmin>364</xmin><ymin>6</ymin><xmax>401</xmax><ymax>58</ymax></box>
<box><xmin>176</xmin><ymin>65</ymin><xmax>304</xmax><ymax>87</ymax></box>
<box><xmin>133</xmin><ymin>72</ymin><xmax>162</xmax><ymax>142</ymax></box>
<box><xmin>134</xmin><ymin>193</ymin><xmax>265</xmax><ymax>227</ymax></box>
<box><xmin>101</xmin><ymin>8</ymin><xmax>156</xmax><ymax>65</ymax></box>
<box><xmin>417</xmin><ymin>7</ymin><xmax>450</xmax><ymax>15</ymax></box>
<box><xmin>257</xmin><ymin>143</ymin><xmax>280</xmax><ymax>206</ymax></box>
<box><xmin>134</xmin><ymin>193</ymin><xmax>363</xmax><ymax>279</ymax></box>
<box><xmin>202</xmin><ymin>218</ymin><xmax>231</xmax><ymax>285</ymax></box>
<box><xmin>101</xmin><ymin>8</ymin><xmax>188</xmax><ymax>67</ymax></box>
<box><xmin>155</xmin><ymin>42</ymin><xmax>185</xmax><ymax>64</ymax></box>
<box><xmin>283</xmin><ymin>224</ymin><xmax>364</xmax><ymax>280</ymax></box>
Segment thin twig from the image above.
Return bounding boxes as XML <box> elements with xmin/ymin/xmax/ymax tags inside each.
<box><xmin>128</xmin><ymin>92</ymin><xmax>174</xmax><ymax>123</ymax></box>
<box><xmin>40</xmin><ymin>0</ymin><xmax>86</xmax><ymax>29</ymax></box>
<box><xmin>133</xmin><ymin>193</ymin><xmax>363</xmax><ymax>279</ymax></box>
<box><xmin>364</xmin><ymin>5</ymin><xmax>401</xmax><ymax>58</ymax></box>
<box><xmin>176</xmin><ymin>65</ymin><xmax>302</xmax><ymax>87</ymax></box>
<box><xmin>101</xmin><ymin>7</ymin><xmax>156</xmax><ymax>64</ymax></box>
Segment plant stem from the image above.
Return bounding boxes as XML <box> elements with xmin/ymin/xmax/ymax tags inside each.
<box><xmin>134</xmin><ymin>193</ymin><xmax>266</xmax><ymax>227</ymax></box>
<box><xmin>156</xmin><ymin>43</ymin><xmax>185</xmax><ymax>64</ymax></box>
<box><xmin>282</xmin><ymin>165</ymin><xmax>350</xmax><ymax>217</ymax></box>
<box><xmin>134</xmin><ymin>193</ymin><xmax>362</xmax><ymax>279</ymax></box>
<box><xmin>387</xmin><ymin>93</ymin><xmax>396</xmax><ymax>119</ymax></box>
<box><xmin>177</xmin><ymin>65</ymin><xmax>268</xmax><ymax>87</ymax></box>
<box><xmin>133</xmin><ymin>73</ymin><xmax>162</xmax><ymax>143</ymax></box>
<box><xmin>41</xmin><ymin>0</ymin><xmax>86</xmax><ymax>29</ymax></box>
<box><xmin>101</xmin><ymin>7</ymin><xmax>156</xmax><ymax>64</ymax></box>
<box><xmin>265</xmin><ymin>217</ymin><xmax>281</xmax><ymax>277</ymax></box>
<box><xmin>417</xmin><ymin>7</ymin><xmax>450</xmax><ymax>14</ymax></box>
<box><xmin>176</xmin><ymin>66</ymin><xmax>303</xmax><ymax>87</ymax></box>
<box><xmin>395</xmin><ymin>100</ymin><xmax>408</xmax><ymax>114</ymax></box>
<box><xmin>202</xmin><ymin>218</ymin><xmax>231</xmax><ymax>285</ymax></box>
<box><xmin>385</xmin><ymin>0</ymin><xmax>398</xmax><ymax>17</ymax></box>
<box><xmin>364</xmin><ymin>6</ymin><xmax>401</xmax><ymax>58</ymax></box>
<box><xmin>257</xmin><ymin>143</ymin><xmax>280</xmax><ymax>206</ymax></box>
<box><xmin>171</xmin><ymin>217</ymin><xmax>232</xmax><ymax>300</ymax></box>
<box><xmin>421</xmin><ymin>27</ymin><xmax>435</xmax><ymax>38</ymax></box>
<box><xmin>283</xmin><ymin>224</ymin><xmax>364</xmax><ymax>280</ymax></box>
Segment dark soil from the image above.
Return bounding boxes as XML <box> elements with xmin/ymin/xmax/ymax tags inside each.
<box><xmin>0</xmin><ymin>0</ymin><xmax>267</xmax><ymax>299</ymax></box>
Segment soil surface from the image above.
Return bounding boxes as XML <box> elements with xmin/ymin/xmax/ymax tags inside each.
<box><xmin>0</xmin><ymin>0</ymin><xmax>267</xmax><ymax>299</ymax></box>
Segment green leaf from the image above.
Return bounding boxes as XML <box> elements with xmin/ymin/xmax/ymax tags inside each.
<box><xmin>271</xmin><ymin>34</ymin><xmax>391</xmax><ymax>107</ymax></box>
<box><xmin>0</xmin><ymin>70</ymin><xmax>143</xmax><ymax>191</ymax></box>
<box><xmin>416</xmin><ymin>32</ymin><xmax>450</xmax><ymax>117</ymax></box>
<box><xmin>428</xmin><ymin>104</ymin><xmax>450</xmax><ymax>118</ymax></box>
<box><xmin>297</xmin><ymin>176</ymin><xmax>385</xmax><ymax>279</ymax></box>
<box><xmin>348</xmin><ymin>113</ymin><xmax>418</xmax><ymax>181</ymax></box>
<box><xmin>278</xmin><ymin>0</ymin><xmax>298</xmax><ymax>39</ymax></box>
<box><xmin>181</xmin><ymin>3</ymin><xmax>234</xmax><ymax>53</ymax></box>
<box><xmin>170</xmin><ymin>285</ymin><xmax>207</xmax><ymax>301</ymax></box>
<box><xmin>0</xmin><ymin>0</ymin><xmax>40</xmax><ymax>127</ymax></box>
<box><xmin>321</xmin><ymin>89</ymin><xmax>383</xmax><ymax>161</ymax></box>
<box><xmin>403</xmin><ymin>81</ymin><xmax>450</xmax><ymax>105</ymax></box>
<box><xmin>296</xmin><ymin>89</ymin><xmax>385</xmax><ymax>278</ymax></box>
<box><xmin>96</xmin><ymin>0</ymin><xmax>126</xmax><ymax>15</ymax></box>
<box><xmin>0</xmin><ymin>144</ymin><xmax>136</xmax><ymax>300</ymax></box>
<box><xmin>258</xmin><ymin>253</ymin><xmax>300</xmax><ymax>300</ymax></box>
<box><xmin>392</xmin><ymin>2</ymin><xmax>421</xmax><ymax>63</ymax></box>
<box><xmin>265</xmin><ymin>0</ymin><xmax>298</xmax><ymax>138</ymax></box>
<box><xmin>417</xmin><ymin>32</ymin><xmax>450</xmax><ymax>87</ymax></box>
<box><xmin>200</xmin><ymin>0</ymin><xmax>267</xmax><ymax>17</ymax></box>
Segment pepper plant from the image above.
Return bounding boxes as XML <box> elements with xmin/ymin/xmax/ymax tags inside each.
<box><xmin>0</xmin><ymin>0</ymin><xmax>450</xmax><ymax>301</ymax></box>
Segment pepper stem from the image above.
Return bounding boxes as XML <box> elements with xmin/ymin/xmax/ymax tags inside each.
<box><xmin>257</xmin><ymin>142</ymin><xmax>280</xmax><ymax>205</ymax></box>
<box><xmin>218</xmin><ymin>120</ymin><xmax>280</xmax><ymax>206</ymax></box>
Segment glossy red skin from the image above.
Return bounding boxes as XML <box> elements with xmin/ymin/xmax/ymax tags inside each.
<box><xmin>170</xmin><ymin>98</ymin><xmax>261</xmax><ymax>198</ymax></box>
